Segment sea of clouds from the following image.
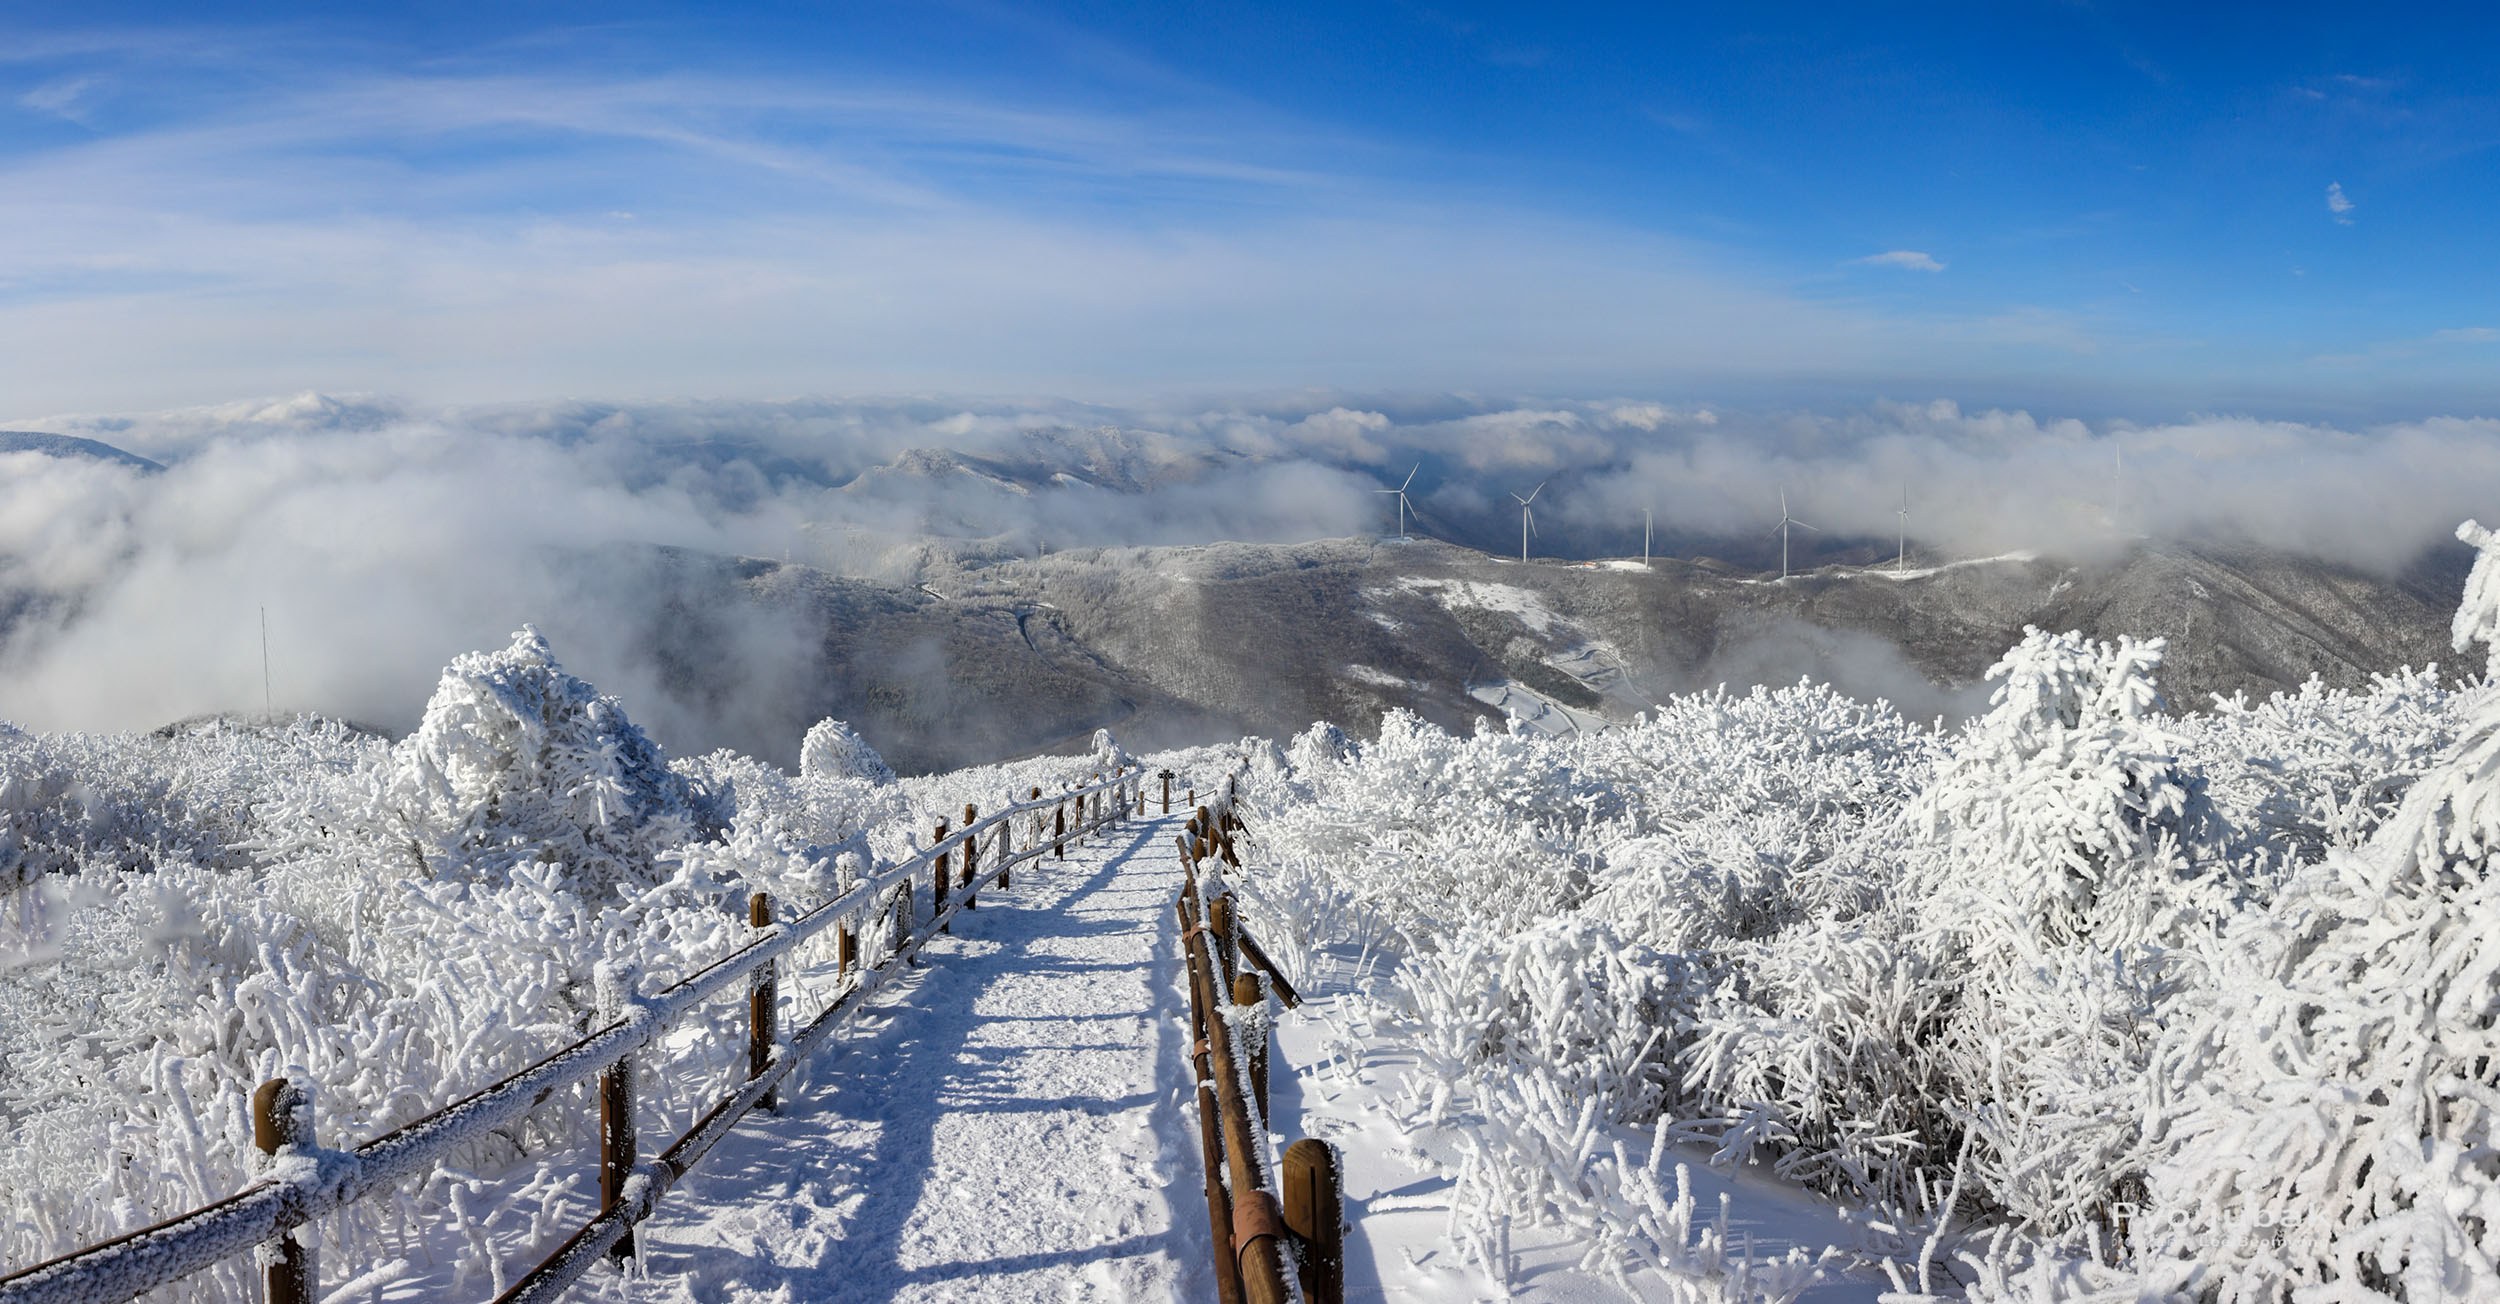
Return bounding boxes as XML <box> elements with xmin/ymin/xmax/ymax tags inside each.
<box><xmin>5</xmin><ymin>390</ymin><xmax>2497</xmax><ymax>754</ymax></box>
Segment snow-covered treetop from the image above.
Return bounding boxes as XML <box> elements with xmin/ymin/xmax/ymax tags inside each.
<box><xmin>1089</xmin><ymin>727</ymin><xmax>1134</xmax><ymax>773</ymax></box>
<box><xmin>1983</xmin><ymin>626</ymin><xmax>2168</xmax><ymax>746</ymax></box>
<box><xmin>2452</xmin><ymin>519</ymin><xmax>2500</xmax><ymax>679</ymax></box>
<box><xmin>798</xmin><ymin>717</ymin><xmax>894</xmax><ymax>786</ymax></box>
<box><xmin>392</xmin><ymin>626</ymin><xmax>707</xmax><ymax>895</ymax></box>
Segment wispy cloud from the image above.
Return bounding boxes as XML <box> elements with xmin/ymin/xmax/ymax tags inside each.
<box><xmin>1851</xmin><ymin>250</ymin><xmax>1945</xmax><ymax>272</ymax></box>
<box><xmin>0</xmin><ymin>35</ymin><xmax>2150</xmax><ymax>413</ymax></box>
<box><xmin>17</xmin><ymin>75</ymin><xmax>102</xmax><ymax>122</ymax></box>
<box><xmin>2327</xmin><ymin>181</ymin><xmax>2356</xmax><ymax>224</ymax></box>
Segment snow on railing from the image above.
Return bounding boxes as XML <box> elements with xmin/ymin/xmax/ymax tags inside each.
<box><xmin>1173</xmin><ymin>776</ymin><xmax>1343</xmax><ymax>1304</ymax></box>
<box><xmin>0</xmin><ymin>767</ymin><xmax>1150</xmax><ymax>1304</ymax></box>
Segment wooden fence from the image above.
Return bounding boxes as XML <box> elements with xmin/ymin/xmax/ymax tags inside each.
<box><xmin>1175</xmin><ymin>778</ymin><xmax>1344</xmax><ymax>1304</ymax></box>
<box><xmin>0</xmin><ymin>767</ymin><xmax>1150</xmax><ymax>1304</ymax></box>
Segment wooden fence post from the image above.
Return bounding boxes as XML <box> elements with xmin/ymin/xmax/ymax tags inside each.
<box><xmin>839</xmin><ymin>916</ymin><xmax>856</xmax><ymax>976</ymax></box>
<box><xmin>1210</xmin><ymin>895</ymin><xmax>1238</xmax><ymax>983</ymax></box>
<box><xmin>1054</xmin><ymin>802</ymin><xmax>1066</xmax><ymax>858</ymax></box>
<box><xmin>961</xmin><ymin>804</ymin><xmax>979</xmax><ymax>910</ymax></box>
<box><xmin>1232</xmin><ymin>972</ymin><xmax>1268</xmax><ymax>1121</ymax></box>
<box><xmin>997</xmin><ymin>819</ymin><xmax>1011</xmax><ymax>889</ymax></box>
<box><xmin>749</xmin><ymin>893</ymin><xmax>778</xmax><ymax>1112</ymax></box>
<box><xmin>1280</xmin><ymin>1140</ymin><xmax>1345</xmax><ymax>1304</ymax></box>
<box><xmin>596</xmin><ymin>987</ymin><xmax>637</xmax><ymax>1265</ymax></box>
<box><xmin>251</xmin><ymin>1078</ymin><xmax>315</xmax><ymax>1304</ymax></box>
<box><xmin>1161</xmin><ymin>769</ymin><xmax>1173</xmax><ymax>814</ymax></box>
<box><xmin>933</xmin><ymin>818</ymin><xmax>950</xmax><ymax>934</ymax></box>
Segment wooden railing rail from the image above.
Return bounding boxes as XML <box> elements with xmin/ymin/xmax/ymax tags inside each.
<box><xmin>1175</xmin><ymin>773</ymin><xmax>1343</xmax><ymax>1304</ymax></box>
<box><xmin>0</xmin><ymin>766</ymin><xmax>1148</xmax><ymax>1304</ymax></box>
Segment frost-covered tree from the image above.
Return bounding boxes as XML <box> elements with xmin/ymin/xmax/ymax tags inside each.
<box><xmin>799</xmin><ymin>716</ymin><xmax>895</xmax><ymax>786</ymax></box>
<box><xmin>1089</xmin><ymin>726</ymin><xmax>1135</xmax><ymax>773</ymax></box>
<box><xmin>379</xmin><ymin>626</ymin><xmax>714</xmax><ymax>896</ymax></box>
<box><xmin>1912</xmin><ymin>627</ymin><xmax>2220</xmax><ymax>945</ymax></box>
<box><xmin>2144</xmin><ymin>519</ymin><xmax>2500</xmax><ymax>1302</ymax></box>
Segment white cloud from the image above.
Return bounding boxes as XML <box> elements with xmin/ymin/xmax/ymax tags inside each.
<box><xmin>8</xmin><ymin>391</ymin><xmax>2500</xmax><ymax>750</ymax></box>
<box><xmin>1852</xmin><ymin>250</ymin><xmax>1945</xmax><ymax>272</ymax></box>
<box><xmin>17</xmin><ymin>75</ymin><xmax>102</xmax><ymax>122</ymax></box>
<box><xmin>2432</xmin><ymin>327</ymin><xmax>2499</xmax><ymax>344</ymax></box>
<box><xmin>2327</xmin><ymin>181</ymin><xmax>2355</xmax><ymax>224</ymax></box>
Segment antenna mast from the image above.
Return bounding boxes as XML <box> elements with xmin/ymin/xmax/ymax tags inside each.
<box><xmin>259</xmin><ymin>606</ymin><xmax>273</xmax><ymax>720</ymax></box>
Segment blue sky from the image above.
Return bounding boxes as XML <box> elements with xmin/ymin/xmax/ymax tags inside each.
<box><xmin>3</xmin><ymin>1</ymin><xmax>2495</xmax><ymax>418</ymax></box>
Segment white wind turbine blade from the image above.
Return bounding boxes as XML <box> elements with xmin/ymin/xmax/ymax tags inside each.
<box><xmin>1401</xmin><ymin>463</ymin><xmax>1420</xmax><ymax>491</ymax></box>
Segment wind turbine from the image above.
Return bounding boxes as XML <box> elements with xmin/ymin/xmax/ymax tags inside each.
<box><xmin>2113</xmin><ymin>442</ymin><xmax>2125</xmax><ymax>528</ymax></box>
<box><xmin>1376</xmin><ymin>463</ymin><xmax>1419</xmax><ymax>539</ymax></box>
<box><xmin>1512</xmin><ymin>482</ymin><xmax>1543</xmax><ymax>563</ymax></box>
<box><xmin>1896</xmin><ymin>487</ymin><xmax>1909</xmax><ymax>575</ymax></box>
<box><xmin>1772</xmin><ymin>488</ymin><xmax>1818</xmax><ymax>580</ymax></box>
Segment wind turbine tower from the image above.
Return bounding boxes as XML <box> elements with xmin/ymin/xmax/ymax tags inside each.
<box><xmin>1772</xmin><ymin>488</ymin><xmax>1819</xmax><ymax>580</ymax></box>
<box><xmin>1896</xmin><ymin>487</ymin><xmax>1909</xmax><ymax>575</ymax></box>
<box><xmin>1512</xmin><ymin>482</ymin><xmax>1543</xmax><ymax>563</ymax></box>
<box><xmin>1643</xmin><ymin>509</ymin><xmax>1653</xmax><ymax>567</ymax></box>
<box><xmin>1376</xmin><ymin>463</ymin><xmax>1419</xmax><ymax>540</ymax></box>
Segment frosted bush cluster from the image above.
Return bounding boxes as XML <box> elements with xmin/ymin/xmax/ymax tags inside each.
<box><xmin>0</xmin><ymin>627</ymin><xmax>1107</xmax><ymax>1301</ymax></box>
<box><xmin>1235</xmin><ymin>523</ymin><xmax>2500</xmax><ymax>1301</ymax></box>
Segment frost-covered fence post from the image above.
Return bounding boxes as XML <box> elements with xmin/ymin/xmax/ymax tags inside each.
<box><xmin>960</xmin><ymin>805</ymin><xmax>979</xmax><ymax>910</ymax></box>
<box><xmin>1054</xmin><ymin>802</ymin><xmax>1066</xmax><ymax>859</ymax></box>
<box><xmin>1028</xmin><ymin>786</ymin><xmax>1042</xmax><ymax>851</ymax></box>
<box><xmin>1161</xmin><ymin>769</ymin><xmax>1173</xmax><ymax>814</ymax></box>
<box><xmin>1176</xmin><ymin>890</ymin><xmax>1246</xmax><ymax>1304</ymax></box>
<box><xmin>1232</xmin><ymin>973</ymin><xmax>1268</xmax><ymax>1120</ymax></box>
<box><xmin>748</xmin><ymin>893</ymin><xmax>778</xmax><ymax>1113</ymax></box>
<box><xmin>1280</xmin><ymin>1140</ymin><xmax>1344</xmax><ymax>1304</ymax></box>
<box><xmin>595</xmin><ymin>967</ymin><xmax>638</xmax><ymax>1263</ymax></box>
<box><xmin>838</xmin><ymin>916</ymin><xmax>856</xmax><ymax>976</ymax></box>
<box><xmin>251</xmin><ymin>1077</ymin><xmax>316</xmax><ymax>1304</ymax></box>
<box><xmin>933</xmin><ymin>818</ymin><xmax>950</xmax><ymax>934</ymax></box>
<box><xmin>1210</xmin><ymin>895</ymin><xmax>1239</xmax><ymax>983</ymax></box>
<box><xmin>996</xmin><ymin>817</ymin><xmax>1011</xmax><ymax>889</ymax></box>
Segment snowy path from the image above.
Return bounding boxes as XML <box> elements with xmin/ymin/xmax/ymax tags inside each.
<box><xmin>606</xmin><ymin>814</ymin><xmax>1202</xmax><ymax>1304</ymax></box>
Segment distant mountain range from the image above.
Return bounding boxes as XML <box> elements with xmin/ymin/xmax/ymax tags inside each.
<box><xmin>613</xmin><ymin>534</ymin><xmax>2464</xmax><ymax>773</ymax></box>
<box><xmin>0</xmin><ymin>430</ymin><xmax>165</xmax><ymax>473</ymax></box>
<box><xmin>2</xmin><ymin>427</ymin><xmax>2466</xmax><ymax>772</ymax></box>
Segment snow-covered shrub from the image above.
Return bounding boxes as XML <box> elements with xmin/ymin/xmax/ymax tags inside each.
<box><xmin>2</xmin><ymin>632</ymin><xmax>797</xmax><ymax>1299</ymax></box>
<box><xmin>1888</xmin><ymin>629</ymin><xmax>2234</xmax><ymax>1234</ymax></box>
<box><xmin>379</xmin><ymin>626</ymin><xmax>715</xmax><ymax>897</ymax></box>
<box><xmin>798</xmin><ymin>716</ymin><xmax>894</xmax><ymax>786</ymax></box>
<box><xmin>1910</xmin><ymin>627</ymin><xmax>2222</xmax><ymax>945</ymax></box>
<box><xmin>1089</xmin><ymin>726</ymin><xmax>1135</xmax><ymax>773</ymax></box>
<box><xmin>2178</xmin><ymin>665</ymin><xmax>2457</xmax><ymax>866</ymax></box>
<box><xmin>2135</xmin><ymin>520</ymin><xmax>2500</xmax><ymax>1302</ymax></box>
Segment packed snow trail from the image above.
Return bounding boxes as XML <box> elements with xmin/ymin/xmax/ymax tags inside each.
<box><xmin>602</xmin><ymin>814</ymin><xmax>1203</xmax><ymax>1304</ymax></box>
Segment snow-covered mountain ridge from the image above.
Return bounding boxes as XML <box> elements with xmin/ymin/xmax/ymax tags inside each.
<box><xmin>593</xmin><ymin>532</ymin><xmax>2457</xmax><ymax>772</ymax></box>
